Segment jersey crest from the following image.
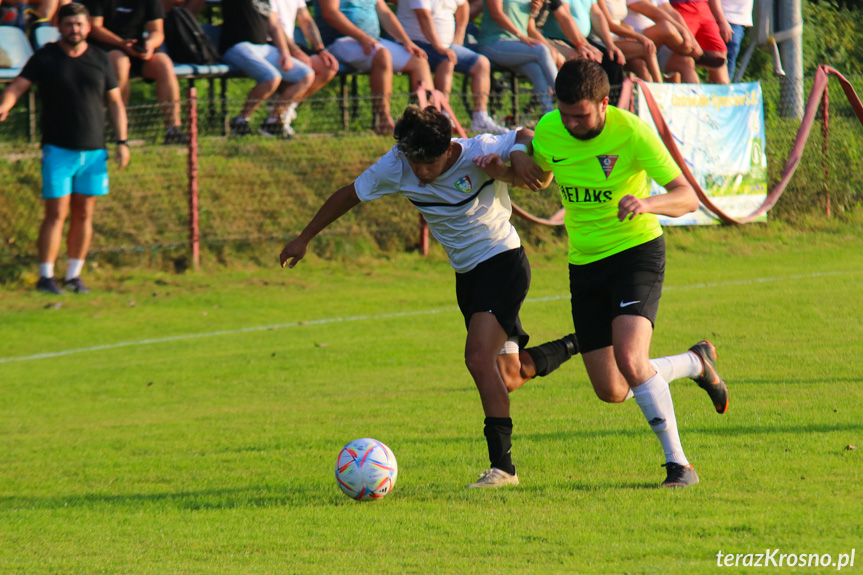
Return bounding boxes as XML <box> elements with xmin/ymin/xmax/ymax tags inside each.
<box><xmin>454</xmin><ymin>175</ymin><xmax>472</xmax><ymax>194</ymax></box>
<box><xmin>597</xmin><ymin>155</ymin><xmax>619</xmax><ymax>179</ymax></box>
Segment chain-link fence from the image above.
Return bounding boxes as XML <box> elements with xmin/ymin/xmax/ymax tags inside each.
<box><xmin>1</xmin><ymin>73</ymin><xmax>861</xmax><ymax>278</ymax></box>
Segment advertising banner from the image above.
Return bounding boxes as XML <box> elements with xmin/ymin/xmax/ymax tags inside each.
<box><xmin>637</xmin><ymin>82</ymin><xmax>768</xmax><ymax>225</ymax></box>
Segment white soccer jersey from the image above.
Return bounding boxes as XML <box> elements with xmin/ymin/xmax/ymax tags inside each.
<box><xmin>354</xmin><ymin>130</ymin><xmax>521</xmax><ymax>273</ymax></box>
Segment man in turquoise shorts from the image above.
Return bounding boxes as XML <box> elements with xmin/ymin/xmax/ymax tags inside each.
<box><xmin>518</xmin><ymin>59</ymin><xmax>729</xmax><ymax>487</ymax></box>
<box><xmin>0</xmin><ymin>3</ymin><xmax>129</xmax><ymax>294</ymax></box>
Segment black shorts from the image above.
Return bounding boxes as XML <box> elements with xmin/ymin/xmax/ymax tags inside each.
<box><xmin>455</xmin><ymin>247</ymin><xmax>530</xmax><ymax>348</ymax></box>
<box><xmin>569</xmin><ymin>236</ymin><xmax>665</xmax><ymax>353</ymax></box>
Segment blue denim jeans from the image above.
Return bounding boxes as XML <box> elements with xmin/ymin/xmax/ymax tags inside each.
<box><xmin>477</xmin><ymin>40</ymin><xmax>557</xmax><ymax>113</ymax></box>
<box><xmin>726</xmin><ymin>24</ymin><xmax>746</xmax><ymax>79</ymax></box>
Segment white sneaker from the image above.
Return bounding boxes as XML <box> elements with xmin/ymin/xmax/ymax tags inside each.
<box><xmin>466</xmin><ymin>467</ymin><xmax>519</xmax><ymax>488</ymax></box>
<box><xmin>471</xmin><ymin>113</ymin><xmax>509</xmax><ymax>135</ymax></box>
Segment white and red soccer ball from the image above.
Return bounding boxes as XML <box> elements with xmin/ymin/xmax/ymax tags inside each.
<box><xmin>335</xmin><ymin>438</ymin><xmax>398</xmax><ymax>501</ymax></box>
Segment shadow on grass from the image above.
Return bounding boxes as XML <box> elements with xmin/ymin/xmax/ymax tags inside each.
<box><xmin>0</xmin><ymin>484</ymin><xmax>346</xmax><ymax>512</ymax></box>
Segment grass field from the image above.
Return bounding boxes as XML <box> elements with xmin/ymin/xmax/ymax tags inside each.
<box><xmin>1</xmin><ymin>222</ymin><xmax>862</xmax><ymax>574</ymax></box>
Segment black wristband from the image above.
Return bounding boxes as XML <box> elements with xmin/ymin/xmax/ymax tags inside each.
<box><xmin>116</xmin><ymin>140</ymin><xmax>128</xmax><ymax>145</ymax></box>
<box><xmin>313</xmin><ymin>47</ymin><xmax>325</xmax><ymax>54</ymax></box>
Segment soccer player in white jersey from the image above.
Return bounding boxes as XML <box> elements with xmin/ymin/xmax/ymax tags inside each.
<box><xmin>280</xmin><ymin>105</ymin><xmax>579</xmax><ymax>488</ymax></box>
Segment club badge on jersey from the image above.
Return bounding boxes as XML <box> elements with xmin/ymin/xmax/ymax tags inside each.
<box><xmin>454</xmin><ymin>175</ymin><xmax>472</xmax><ymax>194</ymax></box>
<box><xmin>597</xmin><ymin>155</ymin><xmax>619</xmax><ymax>179</ymax></box>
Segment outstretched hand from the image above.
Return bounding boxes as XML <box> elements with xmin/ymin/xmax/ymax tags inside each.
<box><xmin>280</xmin><ymin>237</ymin><xmax>309</xmax><ymax>268</ymax></box>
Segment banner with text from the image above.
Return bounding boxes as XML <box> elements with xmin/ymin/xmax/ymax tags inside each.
<box><xmin>637</xmin><ymin>82</ymin><xmax>768</xmax><ymax>225</ymax></box>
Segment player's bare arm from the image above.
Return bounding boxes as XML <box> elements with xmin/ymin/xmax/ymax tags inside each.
<box><xmin>106</xmin><ymin>88</ymin><xmax>130</xmax><ymax>169</ymax></box>
<box><xmin>280</xmin><ymin>183</ymin><xmax>361</xmax><ymax>268</ymax></box>
<box><xmin>617</xmin><ymin>174</ymin><xmax>698</xmax><ymax>221</ymax></box>
<box><xmin>509</xmin><ymin>130</ymin><xmax>552</xmax><ymax>191</ymax></box>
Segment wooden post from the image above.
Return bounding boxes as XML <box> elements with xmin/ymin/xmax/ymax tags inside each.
<box><xmin>188</xmin><ymin>87</ymin><xmax>200</xmax><ymax>270</ymax></box>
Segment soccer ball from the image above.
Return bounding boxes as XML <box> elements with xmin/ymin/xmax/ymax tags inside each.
<box><xmin>335</xmin><ymin>438</ymin><xmax>398</xmax><ymax>501</ymax></box>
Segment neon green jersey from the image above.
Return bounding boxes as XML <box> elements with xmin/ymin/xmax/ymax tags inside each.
<box><xmin>533</xmin><ymin>106</ymin><xmax>682</xmax><ymax>264</ymax></box>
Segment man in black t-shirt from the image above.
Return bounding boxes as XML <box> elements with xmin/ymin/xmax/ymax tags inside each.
<box><xmin>82</xmin><ymin>0</ymin><xmax>186</xmax><ymax>144</ymax></box>
<box><xmin>0</xmin><ymin>3</ymin><xmax>130</xmax><ymax>295</ymax></box>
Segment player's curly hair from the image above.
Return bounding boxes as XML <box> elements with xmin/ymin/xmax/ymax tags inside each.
<box><xmin>394</xmin><ymin>106</ymin><xmax>452</xmax><ymax>162</ymax></box>
<box><xmin>555</xmin><ymin>60</ymin><xmax>610</xmax><ymax>105</ymax></box>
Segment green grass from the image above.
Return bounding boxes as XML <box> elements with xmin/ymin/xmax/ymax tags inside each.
<box><xmin>1</xmin><ymin>223</ymin><xmax>863</xmax><ymax>574</ymax></box>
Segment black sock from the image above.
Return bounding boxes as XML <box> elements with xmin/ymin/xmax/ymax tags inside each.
<box><xmin>483</xmin><ymin>417</ymin><xmax>515</xmax><ymax>475</ymax></box>
<box><xmin>525</xmin><ymin>334</ymin><xmax>579</xmax><ymax>377</ymax></box>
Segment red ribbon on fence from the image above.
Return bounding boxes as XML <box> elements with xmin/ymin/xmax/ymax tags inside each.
<box><xmin>635</xmin><ymin>66</ymin><xmax>863</xmax><ymax>224</ymax></box>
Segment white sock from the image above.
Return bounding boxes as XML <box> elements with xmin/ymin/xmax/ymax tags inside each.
<box><xmin>65</xmin><ymin>258</ymin><xmax>84</xmax><ymax>281</ymax></box>
<box><xmin>650</xmin><ymin>352</ymin><xmax>702</xmax><ymax>383</ymax></box>
<box><xmin>472</xmin><ymin>110</ymin><xmax>489</xmax><ymax>122</ymax></box>
<box><xmin>39</xmin><ymin>262</ymin><xmax>54</xmax><ymax>278</ymax></box>
<box><xmin>631</xmin><ymin>372</ymin><xmax>689</xmax><ymax>465</ymax></box>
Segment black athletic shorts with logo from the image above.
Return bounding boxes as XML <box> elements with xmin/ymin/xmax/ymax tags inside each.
<box><xmin>569</xmin><ymin>235</ymin><xmax>665</xmax><ymax>353</ymax></box>
<box><xmin>455</xmin><ymin>247</ymin><xmax>530</xmax><ymax>348</ymax></box>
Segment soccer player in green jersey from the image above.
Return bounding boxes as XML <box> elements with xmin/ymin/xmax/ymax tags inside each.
<box><xmin>517</xmin><ymin>59</ymin><xmax>729</xmax><ymax>487</ymax></box>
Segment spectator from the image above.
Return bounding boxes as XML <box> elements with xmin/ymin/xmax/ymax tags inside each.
<box><xmin>668</xmin><ymin>0</ymin><xmax>730</xmax><ymax>83</ymax></box>
<box><xmin>81</xmin><ymin>0</ymin><xmax>186</xmax><ymax>144</ymax></box>
<box><xmin>624</xmin><ymin>0</ymin><xmax>704</xmax><ymax>82</ymax></box>
<box><xmin>533</xmin><ymin>0</ymin><xmax>605</xmax><ymax>67</ymax></box>
<box><xmin>720</xmin><ymin>0</ymin><xmax>752</xmax><ymax>79</ymax></box>
<box><xmin>271</xmin><ymin>0</ymin><xmax>340</xmax><ymax>134</ymax></box>
<box><xmin>396</xmin><ymin>0</ymin><xmax>508</xmax><ymax>133</ymax></box>
<box><xmin>219</xmin><ymin>0</ymin><xmax>315</xmax><ymax>139</ymax></box>
<box><xmin>537</xmin><ymin>0</ymin><xmax>626</xmax><ymax>87</ymax></box>
<box><xmin>0</xmin><ymin>3</ymin><xmax>129</xmax><ymax>294</ymax></box>
<box><xmin>595</xmin><ymin>0</ymin><xmax>664</xmax><ymax>82</ymax></box>
<box><xmin>314</xmin><ymin>0</ymin><xmax>433</xmax><ymax>133</ymax></box>
<box><xmin>476</xmin><ymin>0</ymin><xmax>558</xmax><ymax>115</ymax></box>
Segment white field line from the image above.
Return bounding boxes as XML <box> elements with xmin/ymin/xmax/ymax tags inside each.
<box><xmin>0</xmin><ymin>270</ymin><xmax>855</xmax><ymax>365</ymax></box>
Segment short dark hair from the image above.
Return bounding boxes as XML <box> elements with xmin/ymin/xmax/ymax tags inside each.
<box><xmin>393</xmin><ymin>106</ymin><xmax>452</xmax><ymax>162</ymax></box>
<box><xmin>555</xmin><ymin>60</ymin><xmax>610</xmax><ymax>105</ymax></box>
<box><xmin>58</xmin><ymin>2</ymin><xmax>90</xmax><ymax>21</ymax></box>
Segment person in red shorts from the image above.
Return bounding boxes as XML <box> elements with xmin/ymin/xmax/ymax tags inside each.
<box><xmin>669</xmin><ymin>0</ymin><xmax>732</xmax><ymax>83</ymax></box>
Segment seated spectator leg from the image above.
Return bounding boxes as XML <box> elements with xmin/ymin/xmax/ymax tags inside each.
<box><xmin>308</xmin><ymin>53</ymin><xmax>339</xmax><ymax>97</ymax></box>
<box><xmin>402</xmin><ymin>54</ymin><xmax>433</xmax><ymax>94</ymax></box>
<box><xmin>239</xmin><ymin>75</ymin><xmax>281</xmax><ymax>119</ymax></box>
<box><xmin>614</xmin><ymin>40</ymin><xmax>662</xmax><ymax>83</ymax></box>
<box><xmin>433</xmin><ymin>57</ymin><xmax>456</xmax><ymax>105</ymax></box>
<box><xmin>665</xmin><ymin>52</ymin><xmax>699</xmax><ymax>83</ymax></box>
<box><xmin>369</xmin><ymin>47</ymin><xmax>395</xmax><ymax>133</ymax></box>
<box><xmin>707</xmin><ymin>54</ymin><xmax>730</xmax><ymax>84</ymax></box>
<box><xmin>109</xmin><ymin>51</ymin><xmax>133</xmax><ymax>104</ymax></box>
<box><xmin>141</xmin><ymin>52</ymin><xmax>183</xmax><ymax>130</ymax></box>
<box><xmin>469</xmin><ymin>56</ymin><xmax>491</xmax><ymax>115</ymax></box>
<box><xmin>644</xmin><ymin>21</ymin><xmax>688</xmax><ymax>56</ymax></box>
<box><xmin>270</xmin><ymin>72</ymin><xmax>314</xmax><ymax>123</ymax></box>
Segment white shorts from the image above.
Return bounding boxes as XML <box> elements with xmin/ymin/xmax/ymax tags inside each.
<box><xmin>327</xmin><ymin>37</ymin><xmax>415</xmax><ymax>72</ymax></box>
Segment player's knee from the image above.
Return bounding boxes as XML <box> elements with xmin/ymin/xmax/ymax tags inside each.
<box><xmin>595</xmin><ymin>387</ymin><xmax>628</xmax><ymax>403</ymax></box>
<box><xmin>259</xmin><ymin>75</ymin><xmax>282</xmax><ymax>93</ymax></box>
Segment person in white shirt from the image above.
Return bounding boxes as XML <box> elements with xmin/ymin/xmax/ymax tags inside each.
<box><xmin>268</xmin><ymin>0</ymin><xmax>340</xmax><ymax>135</ymax></box>
<box><xmin>280</xmin><ymin>105</ymin><xmax>579</xmax><ymax>488</ymax></box>
<box><xmin>719</xmin><ymin>0</ymin><xmax>752</xmax><ymax>78</ymax></box>
<box><xmin>396</xmin><ymin>0</ymin><xmax>508</xmax><ymax>133</ymax></box>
